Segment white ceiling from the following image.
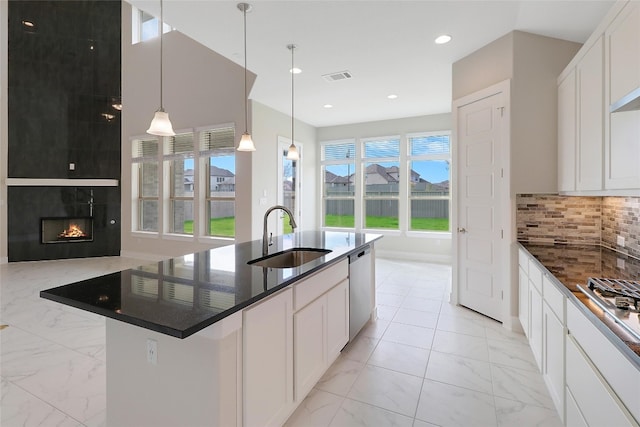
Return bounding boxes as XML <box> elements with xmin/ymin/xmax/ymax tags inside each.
<box><xmin>128</xmin><ymin>0</ymin><xmax>615</xmax><ymax>127</ymax></box>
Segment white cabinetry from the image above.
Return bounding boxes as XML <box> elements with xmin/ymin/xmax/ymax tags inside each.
<box><xmin>576</xmin><ymin>36</ymin><xmax>604</xmax><ymax>191</ymax></box>
<box><xmin>293</xmin><ymin>260</ymin><xmax>349</xmax><ymax>401</ymax></box>
<box><xmin>558</xmin><ymin>69</ymin><xmax>577</xmax><ymax>192</ymax></box>
<box><xmin>518</xmin><ymin>248</ymin><xmax>529</xmax><ymax>337</ymax></box>
<box><xmin>243</xmin><ymin>288</ymin><xmax>294</xmax><ymax>427</ymax></box>
<box><xmin>605</xmin><ymin>2</ymin><xmax>640</xmax><ymax>190</ymax></box>
<box><xmin>542</xmin><ymin>276</ymin><xmax>565</xmax><ymax>421</ymax></box>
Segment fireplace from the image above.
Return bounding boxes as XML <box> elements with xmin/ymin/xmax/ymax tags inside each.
<box><xmin>41</xmin><ymin>217</ymin><xmax>94</xmax><ymax>244</ymax></box>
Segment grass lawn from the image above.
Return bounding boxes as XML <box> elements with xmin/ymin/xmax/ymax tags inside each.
<box><xmin>325</xmin><ymin>214</ymin><xmax>449</xmax><ymax>231</ymax></box>
<box><xmin>182</xmin><ymin>217</ymin><xmax>235</xmax><ymax>237</ymax></box>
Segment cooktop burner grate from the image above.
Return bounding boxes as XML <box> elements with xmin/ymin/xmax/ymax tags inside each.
<box><xmin>588</xmin><ymin>277</ymin><xmax>640</xmax><ymax>308</ymax></box>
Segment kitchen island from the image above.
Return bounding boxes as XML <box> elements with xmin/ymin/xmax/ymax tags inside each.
<box><xmin>41</xmin><ymin>231</ymin><xmax>381</xmax><ymax>427</ymax></box>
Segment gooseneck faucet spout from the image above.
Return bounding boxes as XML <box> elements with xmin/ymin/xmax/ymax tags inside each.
<box><xmin>263</xmin><ymin>205</ymin><xmax>297</xmax><ymax>255</ymax></box>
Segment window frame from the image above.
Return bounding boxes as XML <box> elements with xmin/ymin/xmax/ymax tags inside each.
<box><xmin>320</xmin><ymin>139</ymin><xmax>357</xmax><ymax>230</ymax></box>
<box><xmin>131</xmin><ymin>136</ymin><xmax>160</xmax><ymax>234</ymax></box>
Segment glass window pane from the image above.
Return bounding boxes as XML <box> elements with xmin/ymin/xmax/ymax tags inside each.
<box><xmin>364</xmin><ymin>138</ymin><xmax>400</xmax><ymax>158</ymax></box>
<box><xmin>409</xmin><ymin>160</ymin><xmax>450</xmax><ymax>197</ymax></box>
<box><xmin>324</xmin><ymin>200</ymin><xmax>354</xmax><ymax>228</ymax></box>
<box><xmin>171</xmin><ymin>200</ymin><xmax>194</xmax><ymax>234</ymax></box>
<box><xmin>323</xmin><ymin>142</ymin><xmax>355</xmax><ymax>161</ymax></box>
<box><xmin>139</xmin><ymin>200</ymin><xmax>158</xmax><ymax>231</ymax></box>
<box><xmin>365</xmin><ymin>162</ymin><xmax>399</xmax><ymax>196</ymax></box>
<box><xmin>140</xmin><ymin>12</ymin><xmax>158</xmax><ymax>41</ymax></box>
<box><xmin>208</xmin><ymin>200</ymin><xmax>235</xmax><ymax>237</ymax></box>
<box><xmin>282</xmin><ymin>150</ymin><xmax>296</xmax><ymax>233</ymax></box>
<box><xmin>324</xmin><ymin>164</ymin><xmax>354</xmax><ymax>197</ymax></box>
<box><xmin>410</xmin><ymin>135</ymin><xmax>450</xmax><ymax>156</ymax></box>
<box><xmin>171</xmin><ymin>159</ymin><xmax>194</xmax><ymax>198</ymax></box>
<box><xmin>209</xmin><ymin>156</ymin><xmax>235</xmax><ymax>196</ymax></box>
<box><xmin>365</xmin><ymin>199</ymin><xmax>398</xmax><ymax>229</ymax></box>
<box><xmin>133</xmin><ymin>138</ymin><xmax>158</xmax><ymax>158</ymax></box>
<box><xmin>410</xmin><ymin>199</ymin><xmax>450</xmax><ymax>231</ymax></box>
<box><xmin>140</xmin><ymin>162</ymin><xmax>158</xmax><ymax>197</ymax></box>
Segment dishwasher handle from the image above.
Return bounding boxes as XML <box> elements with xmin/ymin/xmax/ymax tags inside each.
<box><xmin>349</xmin><ymin>245</ymin><xmax>371</xmax><ymax>263</ymax></box>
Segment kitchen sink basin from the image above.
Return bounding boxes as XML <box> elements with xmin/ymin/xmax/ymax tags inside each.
<box><xmin>248</xmin><ymin>248</ymin><xmax>331</xmax><ymax>268</ymax></box>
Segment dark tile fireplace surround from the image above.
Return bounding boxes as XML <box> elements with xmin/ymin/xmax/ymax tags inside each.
<box><xmin>6</xmin><ymin>1</ymin><xmax>122</xmax><ymax>262</ymax></box>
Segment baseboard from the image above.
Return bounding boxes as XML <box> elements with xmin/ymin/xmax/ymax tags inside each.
<box><xmin>375</xmin><ymin>249</ymin><xmax>451</xmax><ymax>264</ymax></box>
<box><xmin>0</xmin><ymin>256</ymin><xmax>7</xmax><ymax>265</ymax></box>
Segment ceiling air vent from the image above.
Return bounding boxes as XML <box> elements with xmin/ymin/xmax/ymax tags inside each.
<box><xmin>322</xmin><ymin>71</ymin><xmax>353</xmax><ymax>82</ymax></box>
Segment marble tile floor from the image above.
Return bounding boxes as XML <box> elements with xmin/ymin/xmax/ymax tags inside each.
<box><xmin>0</xmin><ymin>256</ymin><xmax>562</xmax><ymax>427</ymax></box>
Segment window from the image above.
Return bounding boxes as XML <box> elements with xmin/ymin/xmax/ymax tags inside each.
<box><xmin>363</xmin><ymin>137</ymin><xmax>400</xmax><ymax>230</ymax></box>
<box><xmin>201</xmin><ymin>126</ymin><xmax>236</xmax><ymax>238</ymax></box>
<box><xmin>408</xmin><ymin>133</ymin><xmax>451</xmax><ymax>232</ymax></box>
<box><xmin>132</xmin><ymin>7</ymin><xmax>173</xmax><ymax>44</ymax></box>
<box><xmin>166</xmin><ymin>133</ymin><xmax>195</xmax><ymax>235</ymax></box>
<box><xmin>320</xmin><ymin>131</ymin><xmax>451</xmax><ymax>235</ymax></box>
<box><xmin>321</xmin><ymin>140</ymin><xmax>356</xmax><ymax>228</ymax></box>
<box><xmin>132</xmin><ymin>137</ymin><xmax>159</xmax><ymax>232</ymax></box>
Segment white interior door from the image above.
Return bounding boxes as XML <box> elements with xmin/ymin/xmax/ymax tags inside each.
<box><xmin>454</xmin><ymin>86</ymin><xmax>507</xmax><ymax>322</ymax></box>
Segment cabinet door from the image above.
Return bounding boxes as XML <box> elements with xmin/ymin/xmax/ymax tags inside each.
<box><xmin>294</xmin><ymin>296</ymin><xmax>326</xmax><ymax>401</ymax></box>
<box><xmin>577</xmin><ymin>36</ymin><xmax>604</xmax><ymax>191</ymax></box>
<box><xmin>558</xmin><ymin>69</ymin><xmax>577</xmax><ymax>192</ymax></box>
<box><xmin>542</xmin><ymin>302</ymin><xmax>564</xmax><ymax>420</ymax></box>
<box><xmin>243</xmin><ymin>288</ymin><xmax>293</xmax><ymax>427</ymax></box>
<box><xmin>607</xmin><ymin>2</ymin><xmax>640</xmax><ymax>104</ymax></box>
<box><xmin>327</xmin><ymin>279</ymin><xmax>349</xmax><ymax>362</ymax></box>
<box><xmin>566</xmin><ymin>386</ymin><xmax>589</xmax><ymax>427</ymax></box>
<box><xmin>529</xmin><ymin>284</ymin><xmax>543</xmax><ymax>370</ymax></box>
<box><xmin>518</xmin><ymin>266</ymin><xmax>529</xmax><ymax>337</ymax></box>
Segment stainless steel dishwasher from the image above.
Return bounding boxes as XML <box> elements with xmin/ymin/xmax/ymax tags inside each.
<box><xmin>349</xmin><ymin>245</ymin><xmax>372</xmax><ymax>340</ymax></box>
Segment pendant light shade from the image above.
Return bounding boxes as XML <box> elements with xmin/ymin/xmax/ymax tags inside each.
<box><xmin>286</xmin><ymin>44</ymin><xmax>299</xmax><ymax>161</ymax></box>
<box><xmin>237</xmin><ymin>2</ymin><xmax>256</xmax><ymax>151</ymax></box>
<box><xmin>147</xmin><ymin>109</ymin><xmax>175</xmax><ymax>136</ymax></box>
<box><xmin>147</xmin><ymin>0</ymin><xmax>175</xmax><ymax>137</ymax></box>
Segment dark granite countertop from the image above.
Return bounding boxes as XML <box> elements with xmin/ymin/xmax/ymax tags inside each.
<box><xmin>41</xmin><ymin>231</ymin><xmax>382</xmax><ymax>339</ymax></box>
<box><xmin>519</xmin><ymin>242</ymin><xmax>640</xmax><ymax>363</ymax></box>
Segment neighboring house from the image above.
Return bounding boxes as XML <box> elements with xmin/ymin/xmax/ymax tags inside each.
<box><xmin>325</xmin><ymin>164</ymin><xmax>449</xmax><ymax>194</ymax></box>
<box><xmin>210</xmin><ymin>165</ymin><xmax>235</xmax><ymax>192</ymax></box>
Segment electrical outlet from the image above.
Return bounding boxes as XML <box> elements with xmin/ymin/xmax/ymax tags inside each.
<box><xmin>617</xmin><ymin>258</ymin><xmax>626</xmax><ymax>270</ymax></box>
<box><xmin>617</xmin><ymin>235</ymin><xmax>625</xmax><ymax>247</ymax></box>
<box><xmin>146</xmin><ymin>339</ymin><xmax>158</xmax><ymax>365</ymax></box>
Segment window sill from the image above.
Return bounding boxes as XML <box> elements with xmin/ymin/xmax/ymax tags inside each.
<box><xmin>131</xmin><ymin>231</ymin><xmax>160</xmax><ymax>239</ymax></box>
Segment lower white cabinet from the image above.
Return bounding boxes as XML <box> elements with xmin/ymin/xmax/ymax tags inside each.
<box><xmin>327</xmin><ymin>279</ymin><xmax>349</xmax><ymax>361</ymax></box>
<box><xmin>565</xmin><ymin>386</ymin><xmax>589</xmax><ymax>427</ymax></box>
<box><xmin>243</xmin><ymin>288</ymin><xmax>294</xmax><ymax>427</ymax></box>
<box><xmin>518</xmin><ymin>265</ymin><xmax>529</xmax><ymax>338</ymax></box>
<box><xmin>565</xmin><ymin>335</ymin><xmax>636</xmax><ymax>427</ymax></box>
<box><xmin>529</xmin><ymin>283</ymin><xmax>543</xmax><ymax>370</ymax></box>
<box><xmin>542</xmin><ymin>300</ymin><xmax>565</xmax><ymax>419</ymax></box>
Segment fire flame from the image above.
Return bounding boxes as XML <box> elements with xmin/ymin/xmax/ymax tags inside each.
<box><xmin>58</xmin><ymin>224</ymin><xmax>87</xmax><ymax>238</ymax></box>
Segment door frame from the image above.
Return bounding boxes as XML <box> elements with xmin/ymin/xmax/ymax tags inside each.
<box><xmin>277</xmin><ymin>136</ymin><xmax>302</xmax><ymax>234</ymax></box>
<box><xmin>451</xmin><ymin>79</ymin><xmax>514</xmax><ymax>329</ymax></box>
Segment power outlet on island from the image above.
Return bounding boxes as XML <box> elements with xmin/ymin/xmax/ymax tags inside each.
<box><xmin>146</xmin><ymin>339</ymin><xmax>158</xmax><ymax>365</ymax></box>
<box><xmin>617</xmin><ymin>235</ymin><xmax>625</xmax><ymax>247</ymax></box>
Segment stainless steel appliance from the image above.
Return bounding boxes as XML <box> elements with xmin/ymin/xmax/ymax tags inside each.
<box><xmin>577</xmin><ymin>277</ymin><xmax>640</xmax><ymax>340</ymax></box>
<box><xmin>349</xmin><ymin>245</ymin><xmax>372</xmax><ymax>341</ymax></box>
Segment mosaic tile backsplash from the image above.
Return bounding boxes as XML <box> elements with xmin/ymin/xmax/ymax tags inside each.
<box><xmin>516</xmin><ymin>194</ymin><xmax>640</xmax><ymax>259</ymax></box>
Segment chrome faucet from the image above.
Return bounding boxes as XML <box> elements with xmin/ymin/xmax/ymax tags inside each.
<box><xmin>263</xmin><ymin>205</ymin><xmax>297</xmax><ymax>254</ymax></box>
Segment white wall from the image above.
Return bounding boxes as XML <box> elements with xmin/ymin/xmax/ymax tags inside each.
<box><xmin>120</xmin><ymin>2</ymin><xmax>255</xmax><ymax>259</ymax></box>
<box><xmin>250</xmin><ymin>100</ymin><xmax>317</xmax><ymax>241</ymax></box>
<box><xmin>317</xmin><ymin>114</ymin><xmax>453</xmax><ymax>263</ymax></box>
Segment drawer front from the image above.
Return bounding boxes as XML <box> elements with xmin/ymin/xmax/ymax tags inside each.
<box><xmin>294</xmin><ymin>259</ymin><xmax>348</xmax><ymax>311</ymax></box>
<box><xmin>542</xmin><ymin>275</ymin><xmax>565</xmax><ymax>323</ymax></box>
<box><xmin>518</xmin><ymin>247</ymin><xmax>528</xmax><ymax>271</ymax></box>
<box><xmin>528</xmin><ymin>258</ymin><xmax>543</xmax><ymax>292</ymax></box>
<box><xmin>567</xmin><ymin>302</ymin><xmax>640</xmax><ymax>422</ymax></box>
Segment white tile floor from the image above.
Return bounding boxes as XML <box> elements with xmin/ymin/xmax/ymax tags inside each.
<box><xmin>0</xmin><ymin>256</ymin><xmax>562</xmax><ymax>427</ymax></box>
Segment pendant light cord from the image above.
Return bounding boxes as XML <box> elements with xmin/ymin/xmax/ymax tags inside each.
<box><xmin>243</xmin><ymin>6</ymin><xmax>248</xmax><ymax>133</ymax></box>
<box><xmin>159</xmin><ymin>0</ymin><xmax>164</xmax><ymax>111</ymax></box>
<box><xmin>290</xmin><ymin>45</ymin><xmax>294</xmax><ymax>144</ymax></box>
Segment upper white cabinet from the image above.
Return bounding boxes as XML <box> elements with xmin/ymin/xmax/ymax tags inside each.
<box><xmin>558</xmin><ymin>69</ymin><xmax>577</xmax><ymax>192</ymax></box>
<box><xmin>576</xmin><ymin>36</ymin><xmax>604</xmax><ymax>192</ymax></box>
<box><xmin>607</xmin><ymin>2</ymin><xmax>640</xmax><ymax>104</ymax></box>
<box><xmin>605</xmin><ymin>2</ymin><xmax>640</xmax><ymax>190</ymax></box>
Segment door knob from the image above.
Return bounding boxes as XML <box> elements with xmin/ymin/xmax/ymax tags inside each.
<box><xmin>457</xmin><ymin>227</ymin><xmax>467</xmax><ymax>233</ymax></box>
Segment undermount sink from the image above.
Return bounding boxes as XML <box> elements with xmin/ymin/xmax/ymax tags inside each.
<box><xmin>248</xmin><ymin>248</ymin><xmax>331</xmax><ymax>268</ymax></box>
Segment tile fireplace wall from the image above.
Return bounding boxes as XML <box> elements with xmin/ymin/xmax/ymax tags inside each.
<box><xmin>516</xmin><ymin>194</ymin><xmax>640</xmax><ymax>259</ymax></box>
<box><xmin>6</xmin><ymin>1</ymin><xmax>121</xmax><ymax>262</ymax></box>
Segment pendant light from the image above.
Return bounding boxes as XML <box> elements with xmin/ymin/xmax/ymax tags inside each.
<box><xmin>237</xmin><ymin>3</ymin><xmax>256</xmax><ymax>151</ymax></box>
<box><xmin>147</xmin><ymin>0</ymin><xmax>175</xmax><ymax>136</ymax></box>
<box><xmin>286</xmin><ymin>44</ymin><xmax>299</xmax><ymax>161</ymax></box>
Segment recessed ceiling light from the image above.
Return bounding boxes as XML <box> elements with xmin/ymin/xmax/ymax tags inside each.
<box><xmin>435</xmin><ymin>34</ymin><xmax>452</xmax><ymax>45</ymax></box>
<box><xmin>323</xmin><ymin>104</ymin><xmax>333</xmax><ymax>109</ymax></box>
<box><xmin>22</xmin><ymin>20</ymin><xmax>35</xmax><ymax>28</ymax></box>
<box><xmin>387</xmin><ymin>94</ymin><xmax>398</xmax><ymax>99</ymax></box>
<box><xmin>289</xmin><ymin>67</ymin><xmax>302</xmax><ymax>74</ymax></box>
